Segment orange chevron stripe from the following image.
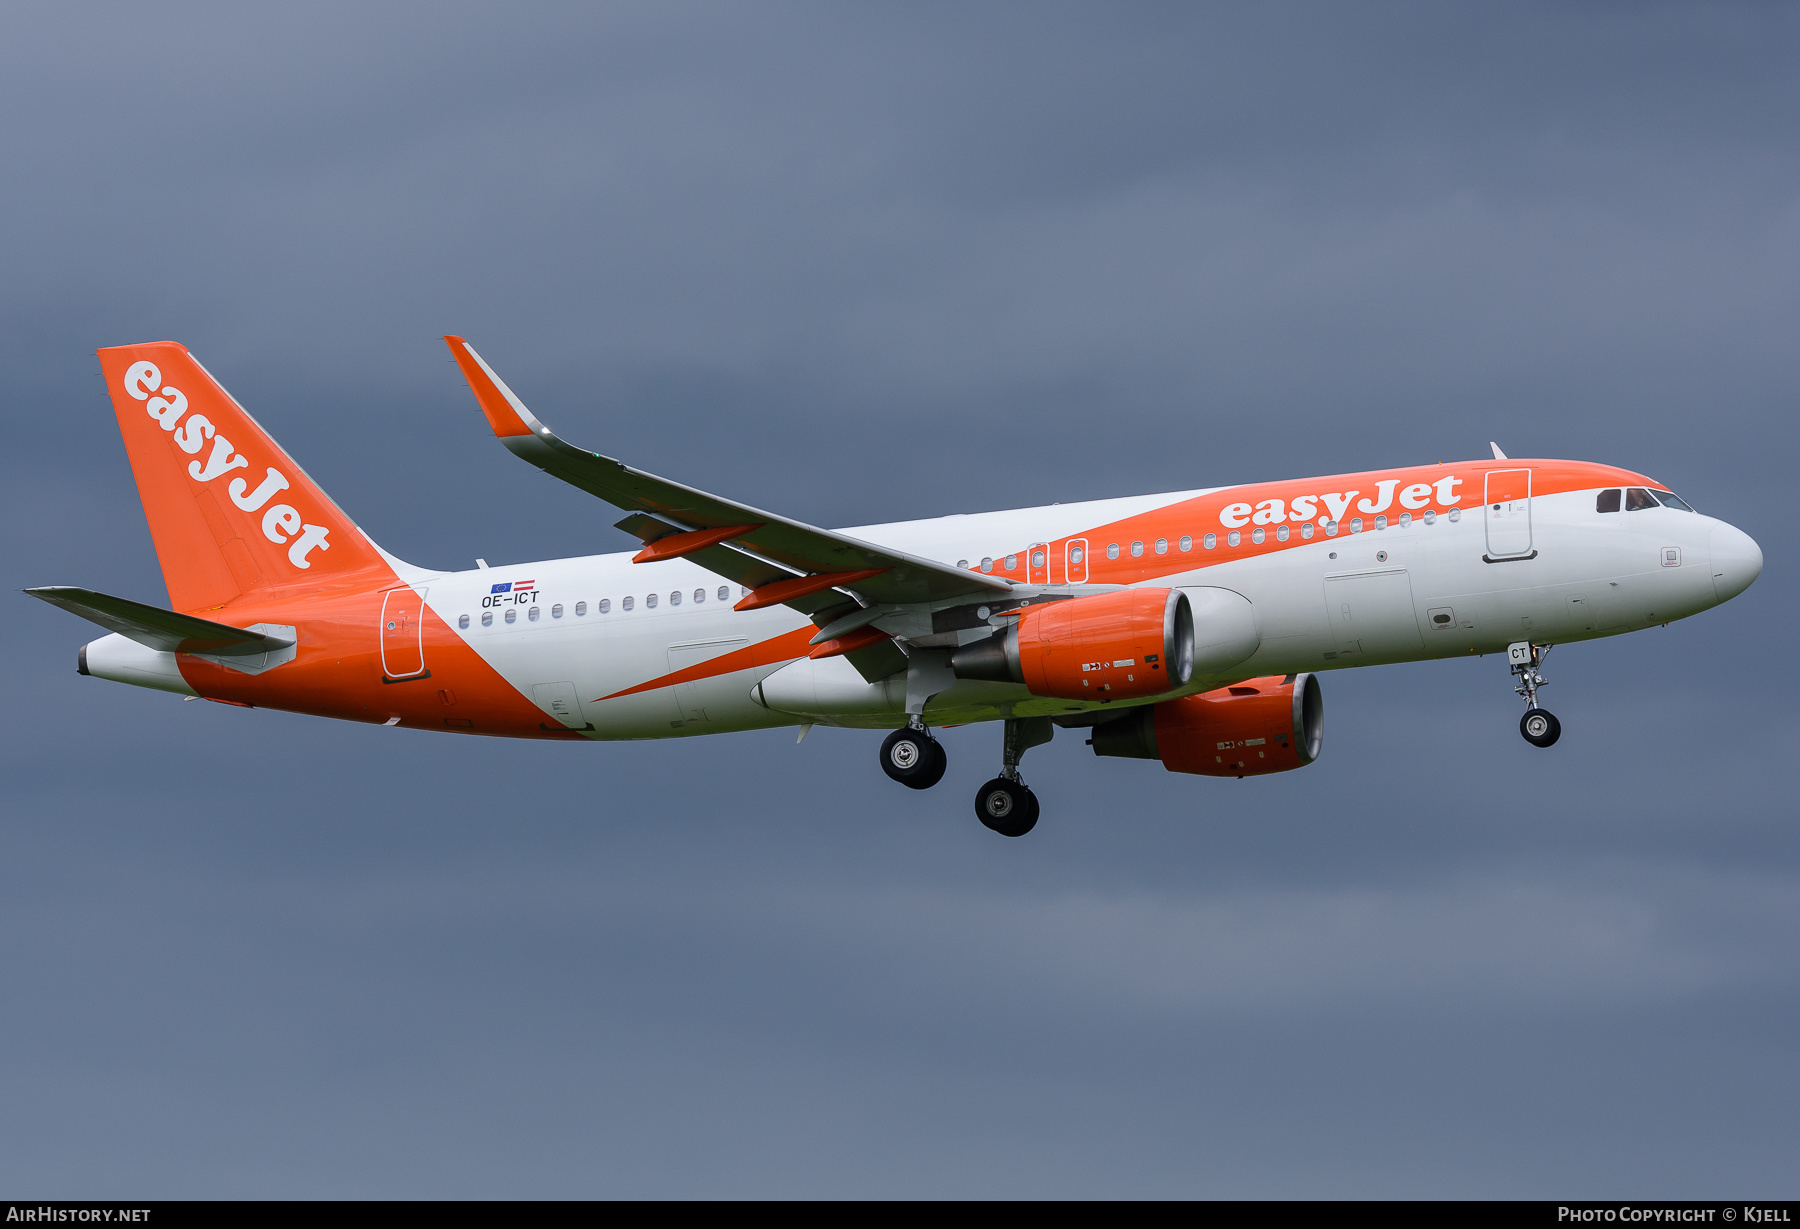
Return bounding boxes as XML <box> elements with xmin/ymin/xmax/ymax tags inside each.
<box><xmin>596</xmin><ymin>625</ymin><xmax>817</xmax><ymax>702</ymax></box>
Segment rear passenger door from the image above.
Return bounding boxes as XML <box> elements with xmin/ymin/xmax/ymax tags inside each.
<box><xmin>380</xmin><ymin>587</ymin><xmax>428</xmax><ymax>681</ymax></box>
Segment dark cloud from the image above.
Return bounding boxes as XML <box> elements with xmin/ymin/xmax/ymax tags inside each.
<box><xmin>1</xmin><ymin>1</ymin><xmax>1794</xmax><ymax>1195</ymax></box>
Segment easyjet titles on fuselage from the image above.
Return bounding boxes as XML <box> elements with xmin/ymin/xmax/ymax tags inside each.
<box><xmin>1218</xmin><ymin>475</ymin><xmax>1464</xmax><ymax>531</ymax></box>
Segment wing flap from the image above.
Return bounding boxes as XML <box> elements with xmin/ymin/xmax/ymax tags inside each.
<box><xmin>844</xmin><ymin>638</ymin><xmax>909</xmax><ymax>683</ymax></box>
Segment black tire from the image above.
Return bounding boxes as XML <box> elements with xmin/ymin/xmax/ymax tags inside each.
<box><xmin>881</xmin><ymin>727</ymin><xmax>947</xmax><ymax>789</ymax></box>
<box><xmin>975</xmin><ymin>777</ymin><xmax>1040</xmax><ymax>837</ymax></box>
<box><xmin>916</xmin><ymin>738</ymin><xmax>948</xmax><ymax>789</ymax></box>
<box><xmin>1520</xmin><ymin>708</ymin><xmax>1561</xmax><ymax>748</ymax></box>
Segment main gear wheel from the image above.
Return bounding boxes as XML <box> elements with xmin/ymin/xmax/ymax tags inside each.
<box><xmin>974</xmin><ymin>777</ymin><xmax>1039</xmax><ymax>837</ymax></box>
<box><xmin>880</xmin><ymin>727</ymin><xmax>947</xmax><ymax>789</ymax></box>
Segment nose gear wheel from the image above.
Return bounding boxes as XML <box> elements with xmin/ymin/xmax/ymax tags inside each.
<box><xmin>1520</xmin><ymin>708</ymin><xmax>1561</xmax><ymax>747</ymax></box>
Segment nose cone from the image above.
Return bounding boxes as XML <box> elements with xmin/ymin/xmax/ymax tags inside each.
<box><xmin>1709</xmin><ymin>522</ymin><xmax>1763</xmax><ymax>603</ymax></box>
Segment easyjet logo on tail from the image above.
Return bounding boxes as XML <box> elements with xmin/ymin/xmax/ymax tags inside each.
<box><xmin>122</xmin><ymin>361</ymin><xmax>330</xmax><ymax>569</ymax></box>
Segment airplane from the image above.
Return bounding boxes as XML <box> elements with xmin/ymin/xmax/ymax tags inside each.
<box><xmin>28</xmin><ymin>338</ymin><xmax>1763</xmax><ymax>837</ymax></box>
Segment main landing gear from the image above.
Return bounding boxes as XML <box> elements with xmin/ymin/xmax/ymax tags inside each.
<box><xmin>877</xmin><ymin>715</ymin><xmax>1054</xmax><ymax>838</ymax></box>
<box><xmin>974</xmin><ymin>716</ymin><xmax>1053</xmax><ymax>838</ymax></box>
<box><xmin>1509</xmin><ymin>640</ymin><xmax>1561</xmax><ymax>749</ymax></box>
<box><xmin>974</xmin><ymin>778</ymin><xmax>1037</xmax><ymax>838</ymax></box>
<box><xmin>880</xmin><ymin>721</ymin><xmax>947</xmax><ymax>790</ymax></box>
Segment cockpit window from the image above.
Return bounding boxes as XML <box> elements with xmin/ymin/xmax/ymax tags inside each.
<box><xmin>1651</xmin><ymin>489</ymin><xmax>1694</xmax><ymax>512</ymax></box>
<box><xmin>1596</xmin><ymin>489</ymin><xmax>1621</xmax><ymax>513</ymax></box>
<box><xmin>1625</xmin><ymin>487</ymin><xmax>1658</xmax><ymax>511</ymax></box>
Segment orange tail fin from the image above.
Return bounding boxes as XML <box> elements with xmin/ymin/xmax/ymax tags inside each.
<box><xmin>98</xmin><ymin>341</ymin><xmax>390</xmax><ymax>613</ymax></box>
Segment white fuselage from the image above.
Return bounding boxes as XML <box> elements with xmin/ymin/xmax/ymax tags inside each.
<box><xmin>398</xmin><ymin>484</ymin><xmax>1751</xmax><ymax>739</ymax></box>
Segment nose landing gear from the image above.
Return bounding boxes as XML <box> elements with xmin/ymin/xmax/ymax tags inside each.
<box><xmin>974</xmin><ymin>716</ymin><xmax>1052</xmax><ymax>837</ymax></box>
<box><xmin>880</xmin><ymin>720</ymin><xmax>947</xmax><ymax>789</ymax></box>
<box><xmin>1509</xmin><ymin>641</ymin><xmax>1561</xmax><ymax>748</ymax></box>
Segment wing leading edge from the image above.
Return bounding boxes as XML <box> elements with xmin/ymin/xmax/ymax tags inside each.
<box><xmin>444</xmin><ymin>336</ymin><xmax>1013</xmax><ymax>616</ymax></box>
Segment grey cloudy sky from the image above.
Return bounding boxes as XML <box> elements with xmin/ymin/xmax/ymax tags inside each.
<box><xmin>2</xmin><ymin>2</ymin><xmax>1795</xmax><ymax>1196</ymax></box>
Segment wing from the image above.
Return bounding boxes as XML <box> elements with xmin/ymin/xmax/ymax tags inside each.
<box><xmin>24</xmin><ymin>586</ymin><xmax>294</xmax><ymax>656</ymax></box>
<box><xmin>445</xmin><ymin>336</ymin><xmax>1013</xmax><ymax>615</ymax></box>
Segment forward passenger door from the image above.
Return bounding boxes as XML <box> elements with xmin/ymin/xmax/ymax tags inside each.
<box><xmin>1484</xmin><ymin>469</ymin><xmax>1534</xmax><ymax>560</ymax></box>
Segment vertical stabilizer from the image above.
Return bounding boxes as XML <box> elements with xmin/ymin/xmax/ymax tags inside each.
<box><xmin>97</xmin><ymin>341</ymin><xmax>389</xmax><ymax>612</ymax></box>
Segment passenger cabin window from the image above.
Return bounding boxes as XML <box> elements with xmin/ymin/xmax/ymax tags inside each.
<box><xmin>481</xmin><ymin>611</ymin><xmax>493</xmax><ymax>627</ymax></box>
<box><xmin>528</xmin><ymin>606</ymin><xmax>540</xmax><ymax>622</ymax></box>
<box><xmin>669</xmin><ymin>590</ymin><xmax>681</xmax><ymax>606</ymax></box>
<box><xmin>458</xmin><ymin>614</ymin><xmax>470</xmax><ymax>629</ymax></box>
<box><xmin>1204</xmin><ymin>533</ymin><xmax>1217</xmax><ymax>549</ymax></box>
<box><xmin>646</xmin><ymin>593</ymin><xmax>658</xmax><ymax>608</ymax></box>
<box><xmin>552</xmin><ymin>603</ymin><xmax>563</xmax><ymax>618</ymax></box>
<box><xmin>694</xmin><ymin>588</ymin><xmax>705</xmax><ymax>603</ymax></box>
<box><xmin>1597</xmin><ymin>489</ymin><xmax>1622</xmax><ymax>513</ymax></box>
<box><xmin>1653</xmin><ymin>489</ymin><xmax>1694</xmax><ymax>512</ymax></box>
<box><xmin>575</xmin><ymin>601</ymin><xmax>587</xmax><ymax>616</ymax></box>
<box><xmin>1179</xmin><ymin>535</ymin><xmax>1192</xmax><ymax>552</ymax></box>
<box><xmin>505</xmin><ymin>608</ymin><xmax>517</xmax><ymax>623</ymax></box>
<box><xmin>717</xmin><ymin>586</ymin><xmax>729</xmax><ymax>602</ymax></box>
<box><xmin>1625</xmin><ymin>487</ymin><xmax>1658</xmax><ymax>511</ymax></box>
<box><xmin>623</xmin><ymin>596</ymin><xmax>634</xmax><ymax>611</ymax></box>
<box><xmin>599</xmin><ymin>599</ymin><xmax>611</xmax><ymax>613</ymax></box>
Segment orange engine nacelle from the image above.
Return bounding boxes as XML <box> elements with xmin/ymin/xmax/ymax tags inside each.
<box><xmin>1088</xmin><ymin>673</ymin><xmax>1324</xmax><ymax>777</ymax></box>
<box><xmin>951</xmin><ymin>588</ymin><xmax>1195</xmax><ymax>702</ymax></box>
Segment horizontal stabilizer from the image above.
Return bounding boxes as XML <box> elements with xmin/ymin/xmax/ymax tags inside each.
<box><xmin>24</xmin><ymin>586</ymin><xmax>294</xmax><ymax>656</ymax></box>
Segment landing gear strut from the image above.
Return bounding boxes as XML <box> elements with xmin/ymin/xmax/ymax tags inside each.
<box><xmin>880</xmin><ymin>719</ymin><xmax>947</xmax><ymax>789</ymax></box>
<box><xmin>975</xmin><ymin>716</ymin><xmax>1052</xmax><ymax>837</ymax></box>
<box><xmin>1509</xmin><ymin>641</ymin><xmax>1561</xmax><ymax>749</ymax></box>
